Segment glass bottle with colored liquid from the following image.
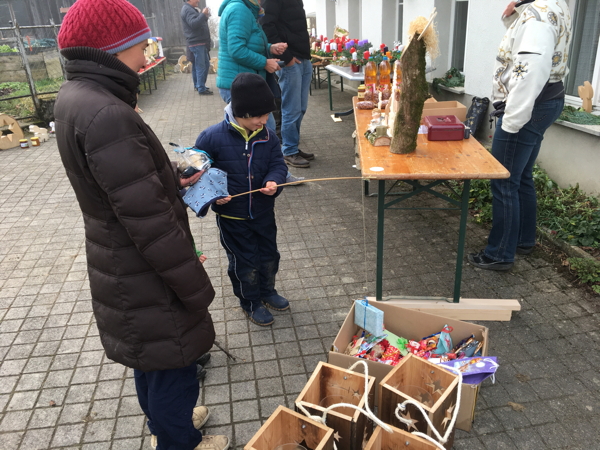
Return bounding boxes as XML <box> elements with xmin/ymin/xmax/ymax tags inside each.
<box><xmin>379</xmin><ymin>56</ymin><xmax>391</xmax><ymax>91</ymax></box>
<box><xmin>364</xmin><ymin>56</ymin><xmax>378</xmax><ymax>94</ymax></box>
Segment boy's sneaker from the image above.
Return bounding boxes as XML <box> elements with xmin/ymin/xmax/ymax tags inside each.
<box><xmin>285</xmin><ymin>174</ymin><xmax>305</xmax><ymax>186</ymax></box>
<box><xmin>467</xmin><ymin>250</ymin><xmax>513</xmax><ymax>271</ymax></box>
<box><xmin>297</xmin><ymin>149</ymin><xmax>315</xmax><ymax>160</ymax></box>
<box><xmin>516</xmin><ymin>245</ymin><xmax>535</xmax><ymax>255</ymax></box>
<box><xmin>284</xmin><ymin>154</ymin><xmax>310</xmax><ymax>168</ymax></box>
<box><xmin>262</xmin><ymin>294</ymin><xmax>290</xmax><ymax>311</ymax></box>
<box><xmin>194</xmin><ymin>435</ymin><xmax>230</xmax><ymax>450</ymax></box>
<box><xmin>243</xmin><ymin>305</ymin><xmax>274</xmax><ymax>326</ymax></box>
<box><xmin>151</xmin><ymin>407</ymin><xmax>211</xmax><ymax>449</ymax></box>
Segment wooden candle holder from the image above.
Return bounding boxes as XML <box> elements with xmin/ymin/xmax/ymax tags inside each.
<box><xmin>364</xmin><ymin>424</ymin><xmax>439</xmax><ymax>450</ymax></box>
<box><xmin>295</xmin><ymin>362</ymin><xmax>376</xmax><ymax>450</ymax></box>
<box><xmin>378</xmin><ymin>354</ymin><xmax>459</xmax><ymax>449</ymax></box>
<box><xmin>244</xmin><ymin>405</ymin><xmax>334</xmax><ymax>450</ymax></box>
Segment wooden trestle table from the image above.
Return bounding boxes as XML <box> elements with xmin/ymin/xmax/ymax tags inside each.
<box><xmin>354</xmin><ymin>98</ymin><xmax>521</xmax><ymax>320</ymax></box>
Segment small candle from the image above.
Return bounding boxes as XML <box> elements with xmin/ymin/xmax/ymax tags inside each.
<box><xmin>380</xmin><ymin>43</ymin><xmax>385</xmax><ymax>50</ymax></box>
<box><xmin>352</xmin><ymin>52</ymin><xmax>358</xmax><ymax>60</ymax></box>
<box><xmin>325</xmin><ymin>44</ymin><xmax>331</xmax><ymax>52</ymax></box>
<box><xmin>320</xmin><ymin>35</ymin><xmax>323</xmax><ymax>41</ymax></box>
<box><xmin>345</xmin><ymin>41</ymin><xmax>353</xmax><ymax>50</ymax></box>
<box><xmin>350</xmin><ymin>47</ymin><xmax>356</xmax><ymax>53</ymax></box>
<box><xmin>330</xmin><ymin>42</ymin><xmax>337</xmax><ymax>51</ymax></box>
<box><xmin>363</xmin><ymin>51</ymin><xmax>370</xmax><ymax>60</ymax></box>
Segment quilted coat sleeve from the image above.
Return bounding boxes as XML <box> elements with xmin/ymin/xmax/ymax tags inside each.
<box><xmin>223</xmin><ymin>4</ymin><xmax>267</xmax><ymax>71</ymax></box>
<box><xmin>84</xmin><ymin>105</ymin><xmax>214</xmax><ymax>313</ymax></box>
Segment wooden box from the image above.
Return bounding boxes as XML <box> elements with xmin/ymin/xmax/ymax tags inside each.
<box><xmin>364</xmin><ymin>425</ymin><xmax>439</xmax><ymax>450</ymax></box>
<box><xmin>245</xmin><ymin>405</ymin><xmax>334</xmax><ymax>450</ymax></box>
<box><xmin>328</xmin><ymin>301</ymin><xmax>488</xmax><ymax>431</ymax></box>
<box><xmin>378</xmin><ymin>354</ymin><xmax>459</xmax><ymax>449</ymax></box>
<box><xmin>295</xmin><ymin>362</ymin><xmax>376</xmax><ymax>450</ymax></box>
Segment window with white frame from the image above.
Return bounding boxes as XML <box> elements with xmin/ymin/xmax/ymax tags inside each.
<box><xmin>565</xmin><ymin>0</ymin><xmax>600</xmax><ymax>107</ymax></box>
<box><xmin>451</xmin><ymin>0</ymin><xmax>469</xmax><ymax>72</ymax></box>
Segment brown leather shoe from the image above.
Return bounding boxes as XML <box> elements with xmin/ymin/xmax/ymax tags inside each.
<box><xmin>284</xmin><ymin>153</ymin><xmax>309</xmax><ymax>168</ymax></box>
<box><xmin>297</xmin><ymin>149</ymin><xmax>315</xmax><ymax>160</ymax></box>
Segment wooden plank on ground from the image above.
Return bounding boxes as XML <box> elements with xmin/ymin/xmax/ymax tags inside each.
<box><xmin>366</xmin><ymin>297</ymin><xmax>521</xmax><ymax>321</ymax></box>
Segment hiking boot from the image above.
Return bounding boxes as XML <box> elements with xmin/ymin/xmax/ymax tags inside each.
<box><xmin>196</xmin><ymin>353</ymin><xmax>211</xmax><ymax>367</ymax></box>
<box><xmin>297</xmin><ymin>149</ymin><xmax>315</xmax><ymax>160</ymax></box>
<box><xmin>151</xmin><ymin>406</ymin><xmax>211</xmax><ymax>449</ymax></box>
<box><xmin>284</xmin><ymin>153</ymin><xmax>310</xmax><ymax>168</ymax></box>
<box><xmin>467</xmin><ymin>251</ymin><xmax>513</xmax><ymax>271</ymax></box>
<box><xmin>194</xmin><ymin>435</ymin><xmax>230</xmax><ymax>450</ymax></box>
<box><xmin>516</xmin><ymin>245</ymin><xmax>535</xmax><ymax>255</ymax></box>
<box><xmin>262</xmin><ymin>294</ymin><xmax>290</xmax><ymax>311</ymax></box>
<box><xmin>196</xmin><ymin>365</ymin><xmax>207</xmax><ymax>381</ymax></box>
<box><xmin>192</xmin><ymin>406</ymin><xmax>210</xmax><ymax>429</ymax></box>
<box><xmin>243</xmin><ymin>305</ymin><xmax>274</xmax><ymax>326</ymax></box>
<box><xmin>285</xmin><ymin>174</ymin><xmax>305</xmax><ymax>186</ymax></box>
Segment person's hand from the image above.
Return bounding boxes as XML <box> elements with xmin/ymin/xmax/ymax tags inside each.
<box><xmin>502</xmin><ymin>1</ymin><xmax>517</xmax><ymax>18</ymax></box>
<box><xmin>202</xmin><ymin>7</ymin><xmax>211</xmax><ymax>17</ymax></box>
<box><xmin>180</xmin><ymin>169</ymin><xmax>204</xmax><ymax>188</ymax></box>
<box><xmin>285</xmin><ymin>57</ymin><xmax>301</xmax><ymax>67</ymax></box>
<box><xmin>265</xmin><ymin>59</ymin><xmax>281</xmax><ymax>73</ymax></box>
<box><xmin>199</xmin><ymin>254</ymin><xmax>207</xmax><ymax>264</ymax></box>
<box><xmin>215</xmin><ymin>196</ymin><xmax>232</xmax><ymax>205</ymax></box>
<box><xmin>271</xmin><ymin>42</ymin><xmax>288</xmax><ymax>55</ymax></box>
<box><xmin>260</xmin><ymin>181</ymin><xmax>277</xmax><ymax>196</ymax></box>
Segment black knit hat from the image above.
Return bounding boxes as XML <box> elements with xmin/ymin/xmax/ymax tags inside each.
<box><xmin>230</xmin><ymin>73</ymin><xmax>276</xmax><ymax>118</ymax></box>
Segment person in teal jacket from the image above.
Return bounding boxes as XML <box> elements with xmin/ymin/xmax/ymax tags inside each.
<box><xmin>216</xmin><ymin>0</ymin><xmax>286</xmax><ymax>107</ymax></box>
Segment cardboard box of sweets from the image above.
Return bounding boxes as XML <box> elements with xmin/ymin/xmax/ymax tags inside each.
<box><xmin>328</xmin><ymin>300</ymin><xmax>489</xmax><ymax>432</ymax></box>
<box><xmin>421</xmin><ymin>100</ymin><xmax>467</xmax><ymax>122</ymax></box>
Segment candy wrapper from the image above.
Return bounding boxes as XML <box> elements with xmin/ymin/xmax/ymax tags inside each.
<box><xmin>439</xmin><ymin>357</ymin><xmax>499</xmax><ymax>385</ymax></box>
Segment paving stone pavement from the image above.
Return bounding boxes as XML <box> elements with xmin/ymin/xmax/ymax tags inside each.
<box><xmin>0</xmin><ymin>70</ymin><xmax>599</xmax><ymax>450</ymax></box>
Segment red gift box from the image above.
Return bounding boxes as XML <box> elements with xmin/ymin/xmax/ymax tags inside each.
<box><xmin>424</xmin><ymin>115</ymin><xmax>465</xmax><ymax>141</ymax></box>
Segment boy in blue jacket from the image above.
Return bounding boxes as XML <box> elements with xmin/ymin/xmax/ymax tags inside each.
<box><xmin>196</xmin><ymin>73</ymin><xmax>289</xmax><ymax>326</ymax></box>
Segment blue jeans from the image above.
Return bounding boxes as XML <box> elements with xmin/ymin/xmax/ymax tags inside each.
<box><xmin>277</xmin><ymin>59</ymin><xmax>312</xmax><ymax>156</ymax></box>
<box><xmin>218</xmin><ymin>87</ymin><xmax>276</xmax><ymax>131</ymax></box>
<box><xmin>189</xmin><ymin>45</ymin><xmax>210</xmax><ymax>93</ymax></box>
<box><xmin>134</xmin><ymin>362</ymin><xmax>202</xmax><ymax>450</ymax></box>
<box><xmin>484</xmin><ymin>98</ymin><xmax>564</xmax><ymax>263</ymax></box>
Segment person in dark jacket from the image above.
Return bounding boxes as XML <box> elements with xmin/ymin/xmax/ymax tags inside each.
<box><xmin>260</xmin><ymin>0</ymin><xmax>315</xmax><ymax>169</ymax></box>
<box><xmin>195</xmin><ymin>73</ymin><xmax>288</xmax><ymax>326</ymax></box>
<box><xmin>181</xmin><ymin>0</ymin><xmax>213</xmax><ymax>95</ymax></box>
<box><xmin>54</xmin><ymin>1</ymin><xmax>228</xmax><ymax>449</ymax></box>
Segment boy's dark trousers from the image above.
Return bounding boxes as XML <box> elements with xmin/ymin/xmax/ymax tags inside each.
<box><xmin>134</xmin><ymin>362</ymin><xmax>202</xmax><ymax>450</ymax></box>
<box><xmin>216</xmin><ymin>210</ymin><xmax>280</xmax><ymax>311</ymax></box>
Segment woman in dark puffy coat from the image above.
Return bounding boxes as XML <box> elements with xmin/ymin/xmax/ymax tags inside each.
<box><xmin>54</xmin><ymin>1</ymin><xmax>228</xmax><ymax>449</ymax></box>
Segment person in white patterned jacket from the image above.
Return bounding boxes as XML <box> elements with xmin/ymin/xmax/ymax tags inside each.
<box><xmin>468</xmin><ymin>0</ymin><xmax>572</xmax><ymax>271</ymax></box>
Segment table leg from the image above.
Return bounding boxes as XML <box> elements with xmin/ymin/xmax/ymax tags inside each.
<box><xmin>452</xmin><ymin>179</ymin><xmax>471</xmax><ymax>303</ymax></box>
<box><xmin>328</xmin><ymin>70</ymin><xmax>333</xmax><ymax>111</ymax></box>
<box><xmin>340</xmin><ymin>76</ymin><xmax>344</xmax><ymax>92</ymax></box>
<box><xmin>363</xmin><ymin>179</ymin><xmax>370</xmax><ymax>196</ymax></box>
<box><xmin>376</xmin><ymin>180</ymin><xmax>385</xmax><ymax>300</ymax></box>
<box><xmin>161</xmin><ymin>62</ymin><xmax>166</xmax><ymax>80</ymax></box>
<box><xmin>152</xmin><ymin>68</ymin><xmax>158</xmax><ymax>90</ymax></box>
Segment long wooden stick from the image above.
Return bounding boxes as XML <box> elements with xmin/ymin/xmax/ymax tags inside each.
<box><xmin>229</xmin><ymin>176</ymin><xmax>364</xmax><ymax>198</ymax></box>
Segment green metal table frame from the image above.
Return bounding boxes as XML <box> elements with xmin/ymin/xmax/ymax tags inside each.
<box><xmin>326</xmin><ymin>65</ymin><xmax>364</xmax><ymax>118</ymax></box>
<box><xmin>365</xmin><ymin>178</ymin><xmax>472</xmax><ymax>303</ymax></box>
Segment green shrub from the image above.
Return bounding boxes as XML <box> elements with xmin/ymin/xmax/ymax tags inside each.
<box><xmin>568</xmin><ymin>258</ymin><xmax>600</xmax><ymax>294</ymax></box>
<box><xmin>0</xmin><ymin>44</ymin><xmax>17</xmax><ymax>53</ymax></box>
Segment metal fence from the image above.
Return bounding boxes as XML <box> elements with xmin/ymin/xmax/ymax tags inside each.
<box><xmin>0</xmin><ymin>1</ymin><xmax>158</xmax><ymax>122</ymax></box>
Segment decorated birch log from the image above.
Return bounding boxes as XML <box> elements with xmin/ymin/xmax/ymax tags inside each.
<box><xmin>389</xmin><ymin>32</ymin><xmax>429</xmax><ymax>154</ymax></box>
